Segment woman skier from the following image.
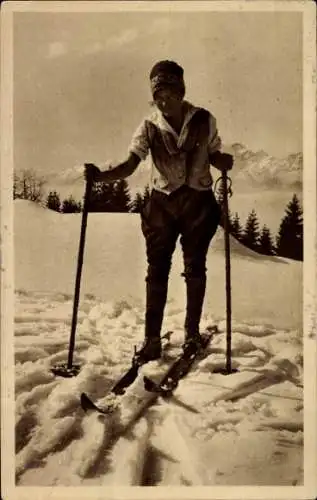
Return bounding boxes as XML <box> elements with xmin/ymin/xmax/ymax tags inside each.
<box><xmin>84</xmin><ymin>60</ymin><xmax>233</xmax><ymax>362</ymax></box>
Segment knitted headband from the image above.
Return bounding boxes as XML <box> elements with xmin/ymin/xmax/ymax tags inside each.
<box><xmin>149</xmin><ymin>60</ymin><xmax>185</xmax><ymax>98</ymax></box>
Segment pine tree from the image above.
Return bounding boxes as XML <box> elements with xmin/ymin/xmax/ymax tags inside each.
<box><xmin>242</xmin><ymin>209</ymin><xmax>260</xmax><ymax>251</ymax></box>
<box><xmin>130</xmin><ymin>184</ymin><xmax>152</xmax><ymax>213</ymax></box>
<box><xmin>259</xmin><ymin>224</ymin><xmax>275</xmax><ymax>255</ymax></box>
<box><xmin>230</xmin><ymin>212</ymin><xmax>243</xmax><ymax>241</ymax></box>
<box><xmin>276</xmin><ymin>194</ymin><xmax>303</xmax><ymax>260</ymax></box>
<box><xmin>131</xmin><ymin>191</ymin><xmax>144</xmax><ymax>213</ymax></box>
<box><xmin>89</xmin><ymin>182</ymin><xmax>113</xmax><ymax>212</ymax></box>
<box><xmin>142</xmin><ymin>184</ymin><xmax>151</xmax><ymax>206</ymax></box>
<box><xmin>88</xmin><ymin>182</ymin><xmax>102</xmax><ymax>212</ymax></box>
<box><xmin>46</xmin><ymin>190</ymin><xmax>61</xmax><ymax>212</ymax></box>
<box><xmin>111</xmin><ymin>180</ymin><xmax>132</xmax><ymax>212</ymax></box>
<box><xmin>88</xmin><ymin>180</ymin><xmax>131</xmax><ymax>212</ymax></box>
<box><xmin>61</xmin><ymin>195</ymin><xmax>82</xmax><ymax>213</ymax></box>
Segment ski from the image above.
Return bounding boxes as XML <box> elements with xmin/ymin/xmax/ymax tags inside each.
<box><xmin>80</xmin><ymin>330</ymin><xmax>174</xmax><ymax>414</ymax></box>
<box><xmin>80</xmin><ymin>392</ymin><xmax>114</xmax><ymax>415</ymax></box>
<box><xmin>143</xmin><ymin>325</ymin><xmax>218</xmax><ymax>397</ymax></box>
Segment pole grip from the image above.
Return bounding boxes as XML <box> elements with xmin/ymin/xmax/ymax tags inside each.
<box><xmin>67</xmin><ymin>172</ymin><xmax>93</xmax><ymax>369</ymax></box>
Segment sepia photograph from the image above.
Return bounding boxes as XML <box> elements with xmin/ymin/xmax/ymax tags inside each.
<box><xmin>1</xmin><ymin>1</ymin><xmax>316</xmax><ymax>499</ymax></box>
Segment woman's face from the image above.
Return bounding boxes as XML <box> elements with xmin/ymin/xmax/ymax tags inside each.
<box><xmin>153</xmin><ymin>88</ymin><xmax>183</xmax><ymax>118</ymax></box>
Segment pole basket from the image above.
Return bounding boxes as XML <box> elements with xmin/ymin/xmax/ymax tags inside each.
<box><xmin>213</xmin><ymin>366</ymin><xmax>239</xmax><ymax>376</ymax></box>
<box><xmin>51</xmin><ymin>363</ymin><xmax>81</xmax><ymax>378</ymax></box>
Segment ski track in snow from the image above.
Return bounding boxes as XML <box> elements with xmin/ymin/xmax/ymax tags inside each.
<box><xmin>14</xmin><ymin>289</ymin><xmax>303</xmax><ymax>486</ymax></box>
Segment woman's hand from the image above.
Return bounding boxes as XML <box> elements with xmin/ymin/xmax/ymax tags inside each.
<box><xmin>84</xmin><ymin>163</ymin><xmax>101</xmax><ymax>182</ymax></box>
<box><xmin>218</xmin><ymin>153</ymin><xmax>233</xmax><ymax>171</ymax></box>
<box><xmin>210</xmin><ymin>151</ymin><xmax>233</xmax><ymax>172</ymax></box>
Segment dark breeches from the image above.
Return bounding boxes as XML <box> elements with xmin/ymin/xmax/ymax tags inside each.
<box><xmin>140</xmin><ymin>185</ymin><xmax>221</xmax><ymax>338</ymax></box>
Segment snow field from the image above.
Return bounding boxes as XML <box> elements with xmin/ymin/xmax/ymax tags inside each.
<box><xmin>12</xmin><ymin>201</ymin><xmax>304</xmax><ymax>486</ymax></box>
<box><xmin>15</xmin><ymin>202</ymin><xmax>303</xmax><ymax>329</ymax></box>
<box><xmin>14</xmin><ymin>290</ymin><xmax>303</xmax><ymax>486</ymax></box>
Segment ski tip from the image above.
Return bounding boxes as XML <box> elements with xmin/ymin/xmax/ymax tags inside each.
<box><xmin>80</xmin><ymin>393</ymin><xmax>117</xmax><ymax>415</ymax></box>
<box><xmin>80</xmin><ymin>392</ymin><xmax>91</xmax><ymax>412</ymax></box>
<box><xmin>80</xmin><ymin>392</ymin><xmax>98</xmax><ymax>413</ymax></box>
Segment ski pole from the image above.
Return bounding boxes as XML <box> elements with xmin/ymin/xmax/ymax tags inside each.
<box><xmin>221</xmin><ymin>168</ymin><xmax>232</xmax><ymax>373</ymax></box>
<box><xmin>67</xmin><ymin>169</ymin><xmax>93</xmax><ymax>369</ymax></box>
<box><xmin>51</xmin><ymin>168</ymin><xmax>93</xmax><ymax>377</ymax></box>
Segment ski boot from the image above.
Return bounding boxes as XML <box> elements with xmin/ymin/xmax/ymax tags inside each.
<box><xmin>182</xmin><ymin>332</ymin><xmax>205</xmax><ymax>356</ymax></box>
<box><xmin>134</xmin><ymin>337</ymin><xmax>162</xmax><ymax>364</ymax></box>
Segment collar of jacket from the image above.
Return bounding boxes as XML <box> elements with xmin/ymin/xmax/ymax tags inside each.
<box><xmin>147</xmin><ymin>101</ymin><xmax>203</xmax><ymax>154</ymax></box>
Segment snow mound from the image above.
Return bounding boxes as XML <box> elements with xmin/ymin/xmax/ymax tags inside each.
<box><xmin>14</xmin><ymin>200</ymin><xmax>302</xmax><ymax>329</ymax></box>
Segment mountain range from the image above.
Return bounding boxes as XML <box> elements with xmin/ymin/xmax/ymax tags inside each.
<box><xmin>46</xmin><ymin>143</ymin><xmax>303</xmax><ymax>197</ymax></box>
<box><xmin>223</xmin><ymin>143</ymin><xmax>302</xmax><ymax>190</ymax></box>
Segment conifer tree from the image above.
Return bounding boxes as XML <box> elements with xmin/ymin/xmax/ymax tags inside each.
<box><xmin>88</xmin><ymin>182</ymin><xmax>103</xmax><ymax>212</ymax></box>
<box><xmin>142</xmin><ymin>184</ymin><xmax>151</xmax><ymax>206</ymax></box>
<box><xmin>131</xmin><ymin>191</ymin><xmax>144</xmax><ymax>213</ymax></box>
<box><xmin>276</xmin><ymin>194</ymin><xmax>303</xmax><ymax>260</ymax></box>
<box><xmin>88</xmin><ymin>180</ymin><xmax>131</xmax><ymax>212</ymax></box>
<box><xmin>88</xmin><ymin>182</ymin><xmax>102</xmax><ymax>212</ymax></box>
<box><xmin>46</xmin><ymin>190</ymin><xmax>61</xmax><ymax>212</ymax></box>
<box><xmin>230</xmin><ymin>212</ymin><xmax>243</xmax><ymax>241</ymax></box>
<box><xmin>131</xmin><ymin>184</ymin><xmax>152</xmax><ymax>213</ymax></box>
<box><xmin>259</xmin><ymin>224</ymin><xmax>275</xmax><ymax>255</ymax></box>
<box><xmin>241</xmin><ymin>209</ymin><xmax>260</xmax><ymax>251</ymax></box>
<box><xmin>111</xmin><ymin>180</ymin><xmax>132</xmax><ymax>212</ymax></box>
<box><xmin>88</xmin><ymin>182</ymin><xmax>112</xmax><ymax>212</ymax></box>
<box><xmin>61</xmin><ymin>195</ymin><xmax>81</xmax><ymax>213</ymax></box>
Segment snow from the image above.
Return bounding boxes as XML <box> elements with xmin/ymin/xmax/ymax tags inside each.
<box><xmin>14</xmin><ymin>199</ymin><xmax>302</xmax><ymax>330</ymax></box>
<box><xmin>3</xmin><ymin>199</ymin><xmax>315</xmax><ymax>498</ymax></box>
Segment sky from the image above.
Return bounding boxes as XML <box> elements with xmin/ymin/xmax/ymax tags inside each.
<box><xmin>12</xmin><ymin>7</ymin><xmax>303</xmax><ymax>177</ymax></box>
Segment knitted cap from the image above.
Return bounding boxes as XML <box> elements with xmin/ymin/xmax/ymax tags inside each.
<box><xmin>149</xmin><ymin>60</ymin><xmax>185</xmax><ymax>98</ymax></box>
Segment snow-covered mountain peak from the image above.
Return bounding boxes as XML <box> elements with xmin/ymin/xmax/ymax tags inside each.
<box><xmin>224</xmin><ymin>144</ymin><xmax>302</xmax><ymax>189</ymax></box>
